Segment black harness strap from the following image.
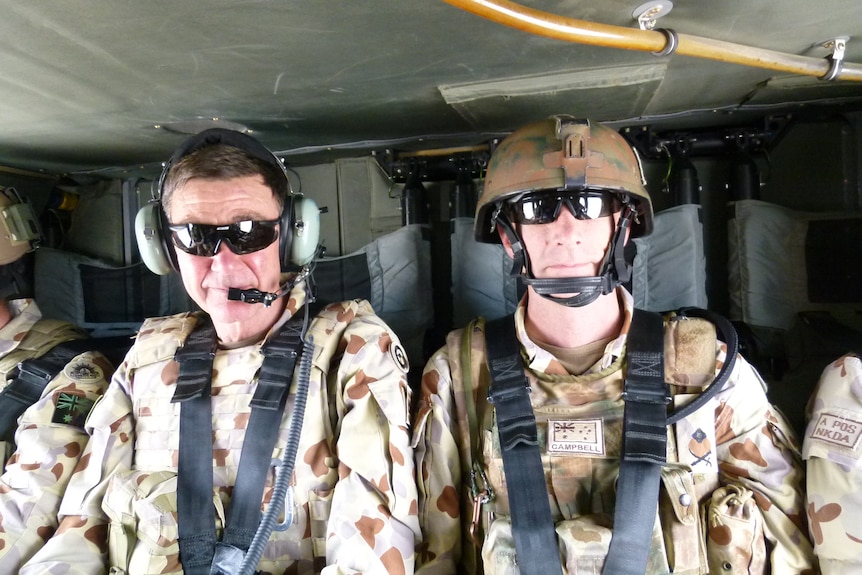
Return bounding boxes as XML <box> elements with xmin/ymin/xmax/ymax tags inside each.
<box><xmin>173</xmin><ymin>316</ymin><xmax>220</xmax><ymax>575</ymax></box>
<box><xmin>173</xmin><ymin>313</ymin><xmax>306</xmax><ymax>575</ymax></box>
<box><xmin>219</xmin><ymin>318</ymin><xmax>304</xmax><ymax>554</ymax></box>
<box><xmin>602</xmin><ymin>308</ymin><xmax>669</xmax><ymax>575</ymax></box>
<box><xmin>485</xmin><ymin>315</ymin><xmax>563</xmax><ymax>575</ymax></box>
<box><xmin>484</xmin><ymin>310</ymin><xmax>668</xmax><ymax>575</ymax></box>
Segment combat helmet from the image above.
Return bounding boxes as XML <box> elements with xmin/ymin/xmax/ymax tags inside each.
<box><xmin>0</xmin><ymin>187</ymin><xmax>40</xmax><ymax>265</ymax></box>
<box><xmin>476</xmin><ymin>115</ymin><xmax>653</xmax><ymax>307</ymax></box>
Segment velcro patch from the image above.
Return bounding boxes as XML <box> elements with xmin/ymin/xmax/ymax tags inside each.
<box><xmin>808</xmin><ymin>412</ymin><xmax>862</xmax><ymax>451</ymax></box>
<box><xmin>52</xmin><ymin>392</ymin><xmax>96</xmax><ymax>429</ymax></box>
<box><xmin>547</xmin><ymin>419</ymin><xmax>605</xmax><ymax>456</ymax></box>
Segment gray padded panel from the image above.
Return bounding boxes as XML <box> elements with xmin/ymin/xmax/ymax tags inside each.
<box><xmin>632</xmin><ymin>204</ymin><xmax>708</xmax><ymax>313</ymax></box>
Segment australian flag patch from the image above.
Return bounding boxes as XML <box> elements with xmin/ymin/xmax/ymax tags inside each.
<box><xmin>51</xmin><ymin>392</ymin><xmax>96</xmax><ymax>429</ymax></box>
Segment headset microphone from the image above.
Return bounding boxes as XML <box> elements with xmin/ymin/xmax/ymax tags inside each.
<box><xmin>227</xmin><ymin>287</ymin><xmax>287</xmax><ymax>307</ymax></box>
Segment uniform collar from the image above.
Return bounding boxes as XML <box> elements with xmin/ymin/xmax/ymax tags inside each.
<box><xmin>514</xmin><ymin>287</ymin><xmax>634</xmax><ymax>375</ymax></box>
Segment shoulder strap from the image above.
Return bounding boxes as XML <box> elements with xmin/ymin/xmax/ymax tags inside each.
<box><xmin>484</xmin><ymin>310</ymin><xmax>670</xmax><ymax>575</ymax></box>
<box><xmin>485</xmin><ymin>315</ymin><xmax>563</xmax><ymax>575</ymax></box>
<box><xmin>173</xmin><ymin>312</ymin><xmax>308</xmax><ymax>575</ymax></box>
<box><xmin>602</xmin><ymin>308</ymin><xmax>669</xmax><ymax>575</ymax></box>
<box><xmin>218</xmin><ymin>316</ymin><xmax>305</xmax><ymax>559</ymax></box>
<box><xmin>456</xmin><ymin>318</ymin><xmax>493</xmax><ymax>572</ymax></box>
<box><xmin>173</xmin><ymin>315</ymin><xmax>220</xmax><ymax>575</ymax></box>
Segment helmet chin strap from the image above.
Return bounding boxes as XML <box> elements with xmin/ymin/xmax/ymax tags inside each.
<box><xmin>496</xmin><ymin>205</ymin><xmax>635</xmax><ymax>308</ymax></box>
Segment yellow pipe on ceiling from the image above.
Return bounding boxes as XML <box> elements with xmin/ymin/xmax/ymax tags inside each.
<box><xmin>443</xmin><ymin>0</ymin><xmax>862</xmax><ymax>82</ymax></box>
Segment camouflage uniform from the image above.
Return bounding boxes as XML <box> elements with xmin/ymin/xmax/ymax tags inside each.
<box><xmin>21</xmin><ymin>285</ymin><xmax>419</xmax><ymax>574</ymax></box>
<box><xmin>0</xmin><ymin>299</ymin><xmax>114</xmax><ymax>571</ymax></box>
<box><xmin>804</xmin><ymin>353</ymin><xmax>862</xmax><ymax>574</ymax></box>
<box><xmin>413</xmin><ymin>289</ymin><xmax>814</xmax><ymax>575</ymax></box>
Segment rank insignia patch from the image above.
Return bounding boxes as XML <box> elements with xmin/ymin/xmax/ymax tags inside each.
<box><xmin>52</xmin><ymin>392</ymin><xmax>96</xmax><ymax>429</ymax></box>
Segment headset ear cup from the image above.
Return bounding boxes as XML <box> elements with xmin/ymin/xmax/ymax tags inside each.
<box><xmin>278</xmin><ymin>195</ymin><xmax>295</xmax><ymax>271</ymax></box>
<box><xmin>134</xmin><ymin>204</ymin><xmax>174</xmax><ymax>275</ymax></box>
<box><xmin>291</xmin><ymin>196</ymin><xmax>320</xmax><ymax>266</ymax></box>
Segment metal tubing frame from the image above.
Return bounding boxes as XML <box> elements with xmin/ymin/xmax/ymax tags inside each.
<box><xmin>443</xmin><ymin>0</ymin><xmax>862</xmax><ymax>82</ymax></box>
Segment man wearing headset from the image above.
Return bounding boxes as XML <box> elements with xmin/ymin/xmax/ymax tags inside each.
<box><xmin>21</xmin><ymin>130</ymin><xmax>419</xmax><ymax>574</ymax></box>
<box><xmin>412</xmin><ymin>116</ymin><xmax>814</xmax><ymax>574</ymax></box>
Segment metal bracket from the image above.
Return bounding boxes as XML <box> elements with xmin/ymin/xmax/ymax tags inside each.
<box><xmin>632</xmin><ymin>0</ymin><xmax>674</xmax><ymax>31</ymax></box>
<box><xmin>820</xmin><ymin>36</ymin><xmax>848</xmax><ymax>81</ymax></box>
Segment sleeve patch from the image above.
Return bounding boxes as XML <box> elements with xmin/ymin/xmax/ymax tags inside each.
<box><xmin>52</xmin><ymin>392</ymin><xmax>96</xmax><ymax>429</ymax></box>
<box><xmin>63</xmin><ymin>359</ymin><xmax>104</xmax><ymax>383</ymax></box>
<box><xmin>808</xmin><ymin>412</ymin><xmax>862</xmax><ymax>452</ymax></box>
<box><xmin>389</xmin><ymin>342</ymin><xmax>410</xmax><ymax>374</ymax></box>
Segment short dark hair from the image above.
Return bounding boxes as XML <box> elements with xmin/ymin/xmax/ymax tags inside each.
<box><xmin>162</xmin><ymin>143</ymin><xmax>286</xmax><ymax>217</ymax></box>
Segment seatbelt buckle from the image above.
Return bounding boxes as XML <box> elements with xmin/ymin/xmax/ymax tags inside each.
<box><xmin>210</xmin><ymin>543</ymin><xmax>246</xmax><ymax>575</ymax></box>
<box><xmin>621</xmin><ymin>380</ymin><xmax>671</xmax><ymax>405</ymax></box>
<box><xmin>1</xmin><ymin>359</ymin><xmax>56</xmax><ymax>406</ymax></box>
<box><xmin>261</xmin><ymin>337</ymin><xmax>301</xmax><ymax>359</ymax></box>
<box><xmin>17</xmin><ymin>359</ymin><xmax>56</xmax><ymax>386</ymax></box>
<box><xmin>486</xmin><ymin>382</ymin><xmax>531</xmax><ymax>404</ymax></box>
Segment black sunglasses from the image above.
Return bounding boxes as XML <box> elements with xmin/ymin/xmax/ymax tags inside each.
<box><xmin>506</xmin><ymin>190</ymin><xmax>622</xmax><ymax>225</ymax></box>
<box><xmin>168</xmin><ymin>219</ymin><xmax>279</xmax><ymax>257</ymax></box>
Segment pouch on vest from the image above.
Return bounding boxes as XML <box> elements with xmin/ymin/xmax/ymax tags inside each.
<box><xmin>659</xmin><ymin>463</ymin><xmax>708</xmax><ymax>574</ymax></box>
<box><xmin>704</xmin><ymin>483</ymin><xmax>766</xmax><ymax>575</ymax></box>
<box><xmin>102</xmin><ymin>469</ymin><xmax>228</xmax><ymax>574</ymax></box>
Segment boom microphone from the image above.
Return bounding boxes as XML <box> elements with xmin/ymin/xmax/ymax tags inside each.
<box><xmin>227</xmin><ymin>287</ymin><xmax>287</xmax><ymax>307</ymax></box>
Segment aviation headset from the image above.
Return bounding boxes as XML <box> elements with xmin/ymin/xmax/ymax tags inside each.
<box><xmin>135</xmin><ymin>128</ymin><xmax>320</xmax><ymax>276</ymax></box>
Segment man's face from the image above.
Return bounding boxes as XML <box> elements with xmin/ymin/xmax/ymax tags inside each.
<box><xmin>168</xmin><ymin>174</ymin><xmax>284</xmax><ymax>343</ymax></box>
<box><xmin>500</xmin><ymin>192</ymin><xmax>621</xmax><ymax>280</ymax></box>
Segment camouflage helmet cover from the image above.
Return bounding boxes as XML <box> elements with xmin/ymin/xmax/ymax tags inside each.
<box><xmin>475</xmin><ymin>115</ymin><xmax>653</xmax><ymax>242</ymax></box>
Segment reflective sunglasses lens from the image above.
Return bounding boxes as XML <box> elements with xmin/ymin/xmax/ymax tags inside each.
<box><xmin>510</xmin><ymin>191</ymin><xmax>620</xmax><ymax>225</ymax></box>
<box><xmin>513</xmin><ymin>196</ymin><xmax>556</xmax><ymax>224</ymax></box>
<box><xmin>170</xmin><ymin>225</ymin><xmax>221</xmax><ymax>256</ymax></box>
<box><xmin>226</xmin><ymin>220</ymin><xmax>279</xmax><ymax>255</ymax></box>
<box><xmin>169</xmin><ymin>220</ymin><xmax>279</xmax><ymax>257</ymax></box>
<box><xmin>576</xmin><ymin>193</ymin><xmax>619</xmax><ymax>219</ymax></box>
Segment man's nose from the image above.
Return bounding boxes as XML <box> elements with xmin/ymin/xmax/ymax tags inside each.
<box><xmin>209</xmin><ymin>240</ymin><xmax>244</xmax><ymax>268</ymax></box>
<box><xmin>556</xmin><ymin>200</ymin><xmax>582</xmax><ymax>226</ymax></box>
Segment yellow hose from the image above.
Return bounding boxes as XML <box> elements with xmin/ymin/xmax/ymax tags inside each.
<box><xmin>443</xmin><ymin>0</ymin><xmax>862</xmax><ymax>81</ymax></box>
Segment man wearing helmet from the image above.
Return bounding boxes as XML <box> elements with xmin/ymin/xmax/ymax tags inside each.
<box><xmin>0</xmin><ymin>186</ymin><xmax>115</xmax><ymax>571</ymax></box>
<box><xmin>413</xmin><ymin>116</ymin><xmax>814</xmax><ymax>574</ymax></box>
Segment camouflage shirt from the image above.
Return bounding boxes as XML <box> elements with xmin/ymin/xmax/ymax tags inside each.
<box><xmin>22</xmin><ymin>287</ymin><xmax>419</xmax><ymax>574</ymax></box>
<box><xmin>804</xmin><ymin>353</ymin><xmax>862</xmax><ymax>575</ymax></box>
<box><xmin>413</xmin><ymin>289</ymin><xmax>814</xmax><ymax>575</ymax></box>
<box><xmin>0</xmin><ymin>299</ymin><xmax>114</xmax><ymax>572</ymax></box>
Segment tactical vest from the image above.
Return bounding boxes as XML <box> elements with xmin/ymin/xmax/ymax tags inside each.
<box><xmin>101</xmin><ymin>300</ymin><xmax>412</xmax><ymax>575</ymax></box>
<box><xmin>0</xmin><ymin>318</ymin><xmax>86</xmax><ymax>462</ymax></box>
<box><xmin>454</xmin><ymin>315</ymin><xmax>768</xmax><ymax>575</ymax></box>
